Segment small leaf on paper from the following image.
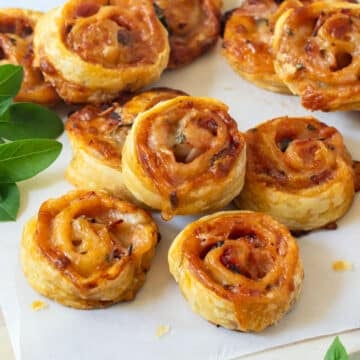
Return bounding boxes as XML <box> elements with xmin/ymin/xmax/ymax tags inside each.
<box><xmin>0</xmin><ymin>102</ymin><xmax>64</xmax><ymax>140</ymax></box>
<box><xmin>0</xmin><ymin>64</ymin><xmax>23</xmax><ymax>102</ymax></box>
<box><xmin>0</xmin><ymin>139</ymin><xmax>62</xmax><ymax>183</ymax></box>
<box><xmin>324</xmin><ymin>336</ymin><xmax>349</xmax><ymax>360</ymax></box>
<box><xmin>0</xmin><ymin>183</ymin><xmax>19</xmax><ymax>221</ymax></box>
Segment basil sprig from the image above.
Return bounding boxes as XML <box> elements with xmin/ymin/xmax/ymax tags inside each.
<box><xmin>0</xmin><ymin>64</ymin><xmax>63</xmax><ymax>221</ymax></box>
<box><xmin>325</xmin><ymin>336</ymin><xmax>349</xmax><ymax>360</ymax></box>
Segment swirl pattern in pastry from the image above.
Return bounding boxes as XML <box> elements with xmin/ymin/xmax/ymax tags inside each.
<box><xmin>65</xmin><ymin>88</ymin><xmax>187</xmax><ymax>201</ymax></box>
<box><xmin>122</xmin><ymin>96</ymin><xmax>247</xmax><ymax>220</ymax></box>
<box><xmin>235</xmin><ymin>116</ymin><xmax>355</xmax><ymax>231</ymax></box>
<box><xmin>222</xmin><ymin>0</ymin><xmax>303</xmax><ymax>94</ymax></box>
<box><xmin>21</xmin><ymin>190</ymin><xmax>159</xmax><ymax>309</ymax></box>
<box><xmin>273</xmin><ymin>1</ymin><xmax>360</xmax><ymax>111</ymax></box>
<box><xmin>33</xmin><ymin>0</ymin><xmax>170</xmax><ymax>104</ymax></box>
<box><xmin>0</xmin><ymin>9</ymin><xmax>59</xmax><ymax>105</ymax></box>
<box><xmin>168</xmin><ymin>210</ymin><xmax>303</xmax><ymax>332</ymax></box>
<box><xmin>153</xmin><ymin>0</ymin><xmax>221</xmax><ymax>68</ymax></box>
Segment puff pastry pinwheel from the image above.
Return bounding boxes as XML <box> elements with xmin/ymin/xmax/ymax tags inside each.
<box><xmin>235</xmin><ymin>116</ymin><xmax>355</xmax><ymax>231</ymax></box>
<box><xmin>222</xmin><ymin>0</ymin><xmax>303</xmax><ymax>94</ymax></box>
<box><xmin>153</xmin><ymin>0</ymin><xmax>221</xmax><ymax>68</ymax></box>
<box><xmin>33</xmin><ymin>0</ymin><xmax>170</xmax><ymax>104</ymax></box>
<box><xmin>66</xmin><ymin>88</ymin><xmax>186</xmax><ymax>200</ymax></box>
<box><xmin>273</xmin><ymin>1</ymin><xmax>360</xmax><ymax>111</ymax></box>
<box><xmin>168</xmin><ymin>211</ymin><xmax>304</xmax><ymax>332</ymax></box>
<box><xmin>21</xmin><ymin>190</ymin><xmax>159</xmax><ymax>309</ymax></box>
<box><xmin>0</xmin><ymin>9</ymin><xmax>59</xmax><ymax>105</ymax></box>
<box><xmin>122</xmin><ymin>96</ymin><xmax>246</xmax><ymax>220</ymax></box>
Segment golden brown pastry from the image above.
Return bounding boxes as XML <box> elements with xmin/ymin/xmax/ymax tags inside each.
<box><xmin>122</xmin><ymin>96</ymin><xmax>247</xmax><ymax>220</ymax></box>
<box><xmin>21</xmin><ymin>190</ymin><xmax>159</xmax><ymax>309</ymax></box>
<box><xmin>168</xmin><ymin>211</ymin><xmax>304</xmax><ymax>332</ymax></box>
<box><xmin>273</xmin><ymin>1</ymin><xmax>360</xmax><ymax>111</ymax></box>
<box><xmin>153</xmin><ymin>0</ymin><xmax>221</xmax><ymax>68</ymax></box>
<box><xmin>222</xmin><ymin>0</ymin><xmax>302</xmax><ymax>94</ymax></box>
<box><xmin>65</xmin><ymin>88</ymin><xmax>187</xmax><ymax>201</ymax></box>
<box><xmin>0</xmin><ymin>9</ymin><xmax>59</xmax><ymax>105</ymax></box>
<box><xmin>235</xmin><ymin>116</ymin><xmax>355</xmax><ymax>231</ymax></box>
<box><xmin>33</xmin><ymin>0</ymin><xmax>170</xmax><ymax>104</ymax></box>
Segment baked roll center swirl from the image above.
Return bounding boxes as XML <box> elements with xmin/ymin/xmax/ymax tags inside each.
<box><xmin>235</xmin><ymin>116</ymin><xmax>355</xmax><ymax>231</ymax></box>
<box><xmin>168</xmin><ymin>211</ymin><xmax>303</xmax><ymax>331</ymax></box>
<box><xmin>65</xmin><ymin>4</ymin><xmax>158</xmax><ymax>67</ymax></box>
<box><xmin>21</xmin><ymin>190</ymin><xmax>159</xmax><ymax>309</ymax></box>
<box><xmin>273</xmin><ymin>1</ymin><xmax>360</xmax><ymax>110</ymax></box>
<box><xmin>154</xmin><ymin>0</ymin><xmax>221</xmax><ymax>68</ymax></box>
<box><xmin>65</xmin><ymin>88</ymin><xmax>186</xmax><ymax>199</ymax></box>
<box><xmin>33</xmin><ymin>0</ymin><xmax>170</xmax><ymax>103</ymax></box>
<box><xmin>122</xmin><ymin>96</ymin><xmax>246</xmax><ymax>219</ymax></box>
<box><xmin>222</xmin><ymin>0</ymin><xmax>302</xmax><ymax>94</ymax></box>
<box><xmin>248</xmin><ymin>117</ymin><xmax>350</xmax><ymax>190</ymax></box>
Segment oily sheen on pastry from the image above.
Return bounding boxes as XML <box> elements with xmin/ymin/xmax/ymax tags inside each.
<box><xmin>122</xmin><ymin>96</ymin><xmax>247</xmax><ymax>220</ymax></box>
<box><xmin>235</xmin><ymin>116</ymin><xmax>355</xmax><ymax>231</ymax></box>
<box><xmin>33</xmin><ymin>0</ymin><xmax>170</xmax><ymax>104</ymax></box>
<box><xmin>222</xmin><ymin>0</ymin><xmax>301</xmax><ymax>94</ymax></box>
<box><xmin>66</xmin><ymin>88</ymin><xmax>186</xmax><ymax>200</ymax></box>
<box><xmin>273</xmin><ymin>1</ymin><xmax>360</xmax><ymax>111</ymax></box>
<box><xmin>21</xmin><ymin>190</ymin><xmax>159</xmax><ymax>309</ymax></box>
<box><xmin>168</xmin><ymin>211</ymin><xmax>304</xmax><ymax>332</ymax></box>
<box><xmin>0</xmin><ymin>9</ymin><xmax>59</xmax><ymax>105</ymax></box>
<box><xmin>153</xmin><ymin>0</ymin><xmax>221</xmax><ymax>68</ymax></box>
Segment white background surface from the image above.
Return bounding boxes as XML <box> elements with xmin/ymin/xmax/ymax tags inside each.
<box><xmin>0</xmin><ymin>0</ymin><xmax>359</xmax><ymax>359</ymax></box>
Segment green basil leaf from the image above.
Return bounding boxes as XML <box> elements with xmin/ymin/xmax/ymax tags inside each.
<box><xmin>325</xmin><ymin>337</ymin><xmax>349</xmax><ymax>360</ymax></box>
<box><xmin>0</xmin><ymin>97</ymin><xmax>13</xmax><ymax>117</ymax></box>
<box><xmin>0</xmin><ymin>183</ymin><xmax>20</xmax><ymax>221</ymax></box>
<box><xmin>0</xmin><ymin>64</ymin><xmax>23</xmax><ymax>102</ymax></box>
<box><xmin>0</xmin><ymin>102</ymin><xmax>64</xmax><ymax>140</ymax></box>
<box><xmin>0</xmin><ymin>139</ymin><xmax>62</xmax><ymax>183</ymax></box>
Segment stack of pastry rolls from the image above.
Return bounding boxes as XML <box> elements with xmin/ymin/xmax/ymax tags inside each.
<box><xmin>0</xmin><ymin>0</ymin><xmax>223</xmax><ymax>105</ymax></box>
<box><xmin>222</xmin><ymin>0</ymin><xmax>360</xmax><ymax>111</ymax></box>
<box><xmin>14</xmin><ymin>0</ymin><xmax>359</xmax><ymax>336</ymax></box>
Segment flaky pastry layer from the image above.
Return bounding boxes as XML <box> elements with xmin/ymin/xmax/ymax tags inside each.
<box><xmin>154</xmin><ymin>0</ymin><xmax>221</xmax><ymax>68</ymax></box>
<box><xmin>122</xmin><ymin>96</ymin><xmax>246</xmax><ymax>220</ymax></box>
<box><xmin>222</xmin><ymin>0</ymin><xmax>303</xmax><ymax>94</ymax></box>
<box><xmin>21</xmin><ymin>190</ymin><xmax>159</xmax><ymax>309</ymax></box>
<box><xmin>235</xmin><ymin>116</ymin><xmax>355</xmax><ymax>231</ymax></box>
<box><xmin>33</xmin><ymin>0</ymin><xmax>170</xmax><ymax>104</ymax></box>
<box><xmin>66</xmin><ymin>88</ymin><xmax>186</xmax><ymax>201</ymax></box>
<box><xmin>168</xmin><ymin>211</ymin><xmax>303</xmax><ymax>331</ymax></box>
<box><xmin>273</xmin><ymin>1</ymin><xmax>360</xmax><ymax>111</ymax></box>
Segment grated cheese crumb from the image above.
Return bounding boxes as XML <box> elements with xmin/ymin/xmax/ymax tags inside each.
<box><xmin>332</xmin><ymin>260</ymin><xmax>353</xmax><ymax>272</ymax></box>
<box><xmin>156</xmin><ymin>324</ymin><xmax>170</xmax><ymax>338</ymax></box>
<box><xmin>31</xmin><ymin>300</ymin><xmax>48</xmax><ymax>311</ymax></box>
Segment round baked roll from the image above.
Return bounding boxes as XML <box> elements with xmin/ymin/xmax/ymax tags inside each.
<box><xmin>168</xmin><ymin>211</ymin><xmax>304</xmax><ymax>332</ymax></box>
<box><xmin>0</xmin><ymin>9</ymin><xmax>59</xmax><ymax>105</ymax></box>
<box><xmin>153</xmin><ymin>0</ymin><xmax>221</xmax><ymax>68</ymax></box>
<box><xmin>222</xmin><ymin>0</ymin><xmax>302</xmax><ymax>94</ymax></box>
<box><xmin>33</xmin><ymin>0</ymin><xmax>170</xmax><ymax>104</ymax></box>
<box><xmin>122</xmin><ymin>96</ymin><xmax>247</xmax><ymax>220</ymax></box>
<box><xmin>21</xmin><ymin>190</ymin><xmax>159</xmax><ymax>309</ymax></box>
<box><xmin>273</xmin><ymin>1</ymin><xmax>360</xmax><ymax>111</ymax></box>
<box><xmin>235</xmin><ymin>116</ymin><xmax>355</xmax><ymax>231</ymax></box>
<box><xmin>65</xmin><ymin>88</ymin><xmax>186</xmax><ymax>200</ymax></box>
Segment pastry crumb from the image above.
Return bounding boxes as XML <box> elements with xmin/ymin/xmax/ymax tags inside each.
<box><xmin>156</xmin><ymin>324</ymin><xmax>170</xmax><ymax>338</ymax></box>
<box><xmin>332</xmin><ymin>260</ymin><xmax>353</xmax><ymax>272</ymax></box>
<box><xmin>31</xmin><ymin>300</ymin><xmax>48</xmax><ymax>311</ymax></box>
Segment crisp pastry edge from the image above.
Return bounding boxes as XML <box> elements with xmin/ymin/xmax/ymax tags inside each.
<box><xmin>168</xmin><ymin>210</ymin><xmax>304</xmax><ymax>331</ymax></box>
